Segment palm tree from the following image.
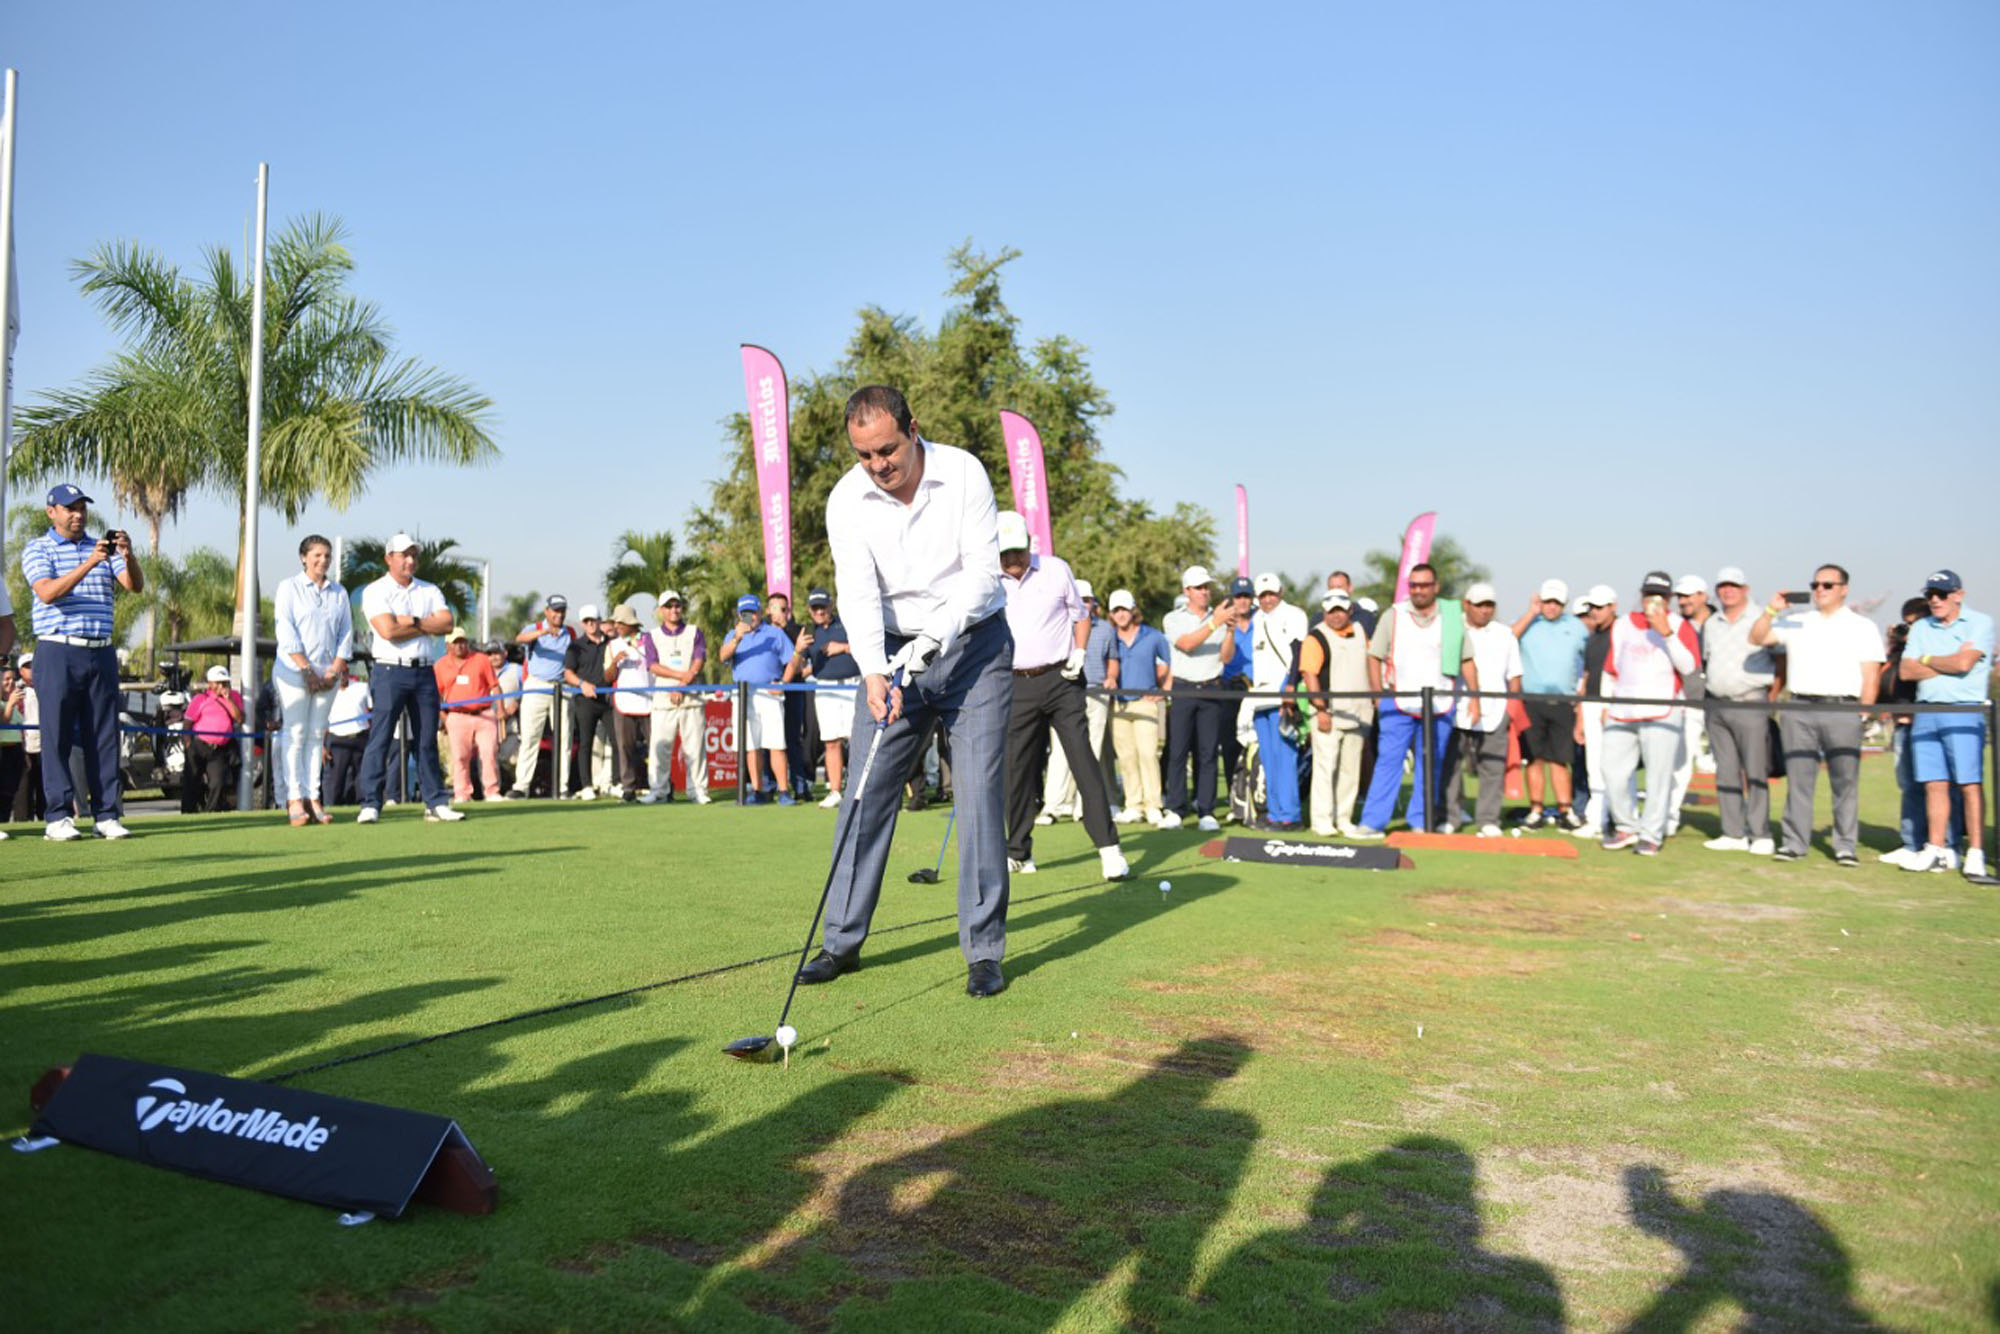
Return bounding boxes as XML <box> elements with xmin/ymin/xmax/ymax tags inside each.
<box><xmin>602</xmin><ymin>528</ymin><xmax>700</xmax><ymax>614</ymax></box>
<box><xmin>142</xmin><ymin>548</ymin><xmax>241</xmax><ymax>648</ymax></box>
<box><xmin>342</xmin><ymin>536</ymin><xmax>481</xmax><ymax>623</ymax></box>
<box><xmin>7</xmin><ymin>214</ymin><xmax>497</xmax><ymax>620</ymax></box>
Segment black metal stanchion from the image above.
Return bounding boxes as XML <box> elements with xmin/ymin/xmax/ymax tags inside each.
<box><xmin>1419</xmin><ymin>686</ymin><xmax>1436</xmax><ymax>833</ymax></box>
<box><xmin>396</xmin><ymin>717</ymin><xmax>408</xmax><ymax>806</ymax></box>
<box><xmin>550</xmin><ymin>683</ymin><xmax>566</xmax><ymax>799</ymax></box>
<box><xmin>1989</xmin><ymin>699</ymin><xmax>1998</xmax><ymax>865</ymax></box>
<box><xmin>735</xmin><ymin>681</ymin><xmax>750</xmax><ymax>805</ymax></box>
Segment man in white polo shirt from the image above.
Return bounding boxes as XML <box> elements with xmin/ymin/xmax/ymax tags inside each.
<box><xmin>1448</xmin><ymin>583</ymin><xmax>1523</xmax><ymax>836</ymax></box>
<box><xmin>1750</xmin><ymin>562</ymin><xmax>1884</xmax><ymax>865</ymax></box>
<box><xmin>1160</xmin><ymin>565</ymin><xmax>1238</xmax><ymax>831</ymax></box>
<box><xmin>1360</xmin><ymin>562</ymin><xmax>1478</xmax><ymax>834</ymax></box>
<box><xmin>356</xmin><ymin>533</ymin><xmax>462</xmax><ymax>823</ymax></box>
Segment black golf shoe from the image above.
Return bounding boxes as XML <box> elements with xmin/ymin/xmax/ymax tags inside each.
<box><xmin>796</xmin><ymin>949</ymin><xmax>859</xmax><ymax>985</ymax></box>
<box><xmin>966</xmin><ymin>959</ymin><xmax>1007</xmax><ymax>998</ymax></box>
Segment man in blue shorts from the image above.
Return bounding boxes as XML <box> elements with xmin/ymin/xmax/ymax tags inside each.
<box><xmin>1899</xmin><ymin>569</ymin><xmax>1991</xmax><ymax>878</ymax></box>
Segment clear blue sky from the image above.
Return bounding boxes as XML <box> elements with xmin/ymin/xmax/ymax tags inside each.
<box><xmin>6</xmin><ymin>1</ymin><xmax>1996</xmax><ymax>626</ymax></box>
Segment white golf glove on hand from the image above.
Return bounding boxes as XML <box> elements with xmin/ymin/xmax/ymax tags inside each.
<box><xmin>887</xmin><ymin>634</ymin><xmax>943</xmax><ymax>682</ymax></box>
<box><xmin>1061</xmin><ymin>646</ymin><xmax>1087</xmax><ymax>680</ymax></box>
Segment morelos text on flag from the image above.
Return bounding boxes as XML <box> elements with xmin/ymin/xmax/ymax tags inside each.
<box><xmin>740</xmin><ymin>344</ymin><xmax>791</xmax><ymax>599</ymax></box>
<box><xmin>1395</xmin><ymin>511</ymin><xmax>1437</xmax><ymax>603</ymax></box>
<box><xmin>999</xmin><ymin>410</ymin><xmax>1053</xmax><ymax>556</ymax></box>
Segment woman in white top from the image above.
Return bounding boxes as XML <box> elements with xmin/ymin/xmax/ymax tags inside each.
<box><xmin>272</xmin><ymin>534</ymin><xmax>355</xmax><ymax>824</ymax></box>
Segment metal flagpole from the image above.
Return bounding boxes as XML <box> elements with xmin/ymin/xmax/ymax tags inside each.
<box><xmin>237</xmin><ymin>164</ymin><xmax>269</xmax><ymax>810</ymax></box>
<box><xmin>0</xmin><ymin>71</ymin><xmax>21</xmax><ymax>572</ymax></box>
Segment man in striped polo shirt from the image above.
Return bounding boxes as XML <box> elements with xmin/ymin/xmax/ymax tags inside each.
<box><xmin>21</xmin><ymin>483</ymin><xmax>145</xmax><ymax>841</ymax></box>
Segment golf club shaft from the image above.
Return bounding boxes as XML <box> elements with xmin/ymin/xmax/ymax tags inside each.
<box><xmin>930</xmin><ymin>807</ymin><xmax>956</xmax><ymax>877</ymax></box>
<box><xmin>773</xmin><ymin>670</ymin><xmax>903</xmax><ymax>1030</ymax></box>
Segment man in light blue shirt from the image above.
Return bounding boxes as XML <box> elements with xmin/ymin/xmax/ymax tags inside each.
<box><xmin>1900</xmin><ymin>569</ymin><xmax>1993</xmax><ymax>878</ymax></box>
<box><xmin>1510</xmin><ymin>579</ymin><xmax>1589</xmax><ymax>830</ymax></box>
<box><xmin>508</xmin><ymin>594</ymin><xmax>572</xmax><ymax>798</ymax></box>
<box><xmin>20</xmin><ymin>483</ymin><xmax>144</xmax><ymax>840</ymax></box>
<box><xmin>720</xmin><ymin>593</ymin><xmax>798</xmax><ymax>805</ymax></box>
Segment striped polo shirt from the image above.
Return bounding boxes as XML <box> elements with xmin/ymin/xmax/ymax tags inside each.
<box><xmin>21</xmin><ymin>528</ymin><xmax>124</xmax><ymax>639</ymax></box>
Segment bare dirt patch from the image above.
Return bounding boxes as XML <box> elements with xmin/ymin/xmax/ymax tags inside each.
<box><xmin>1650</xmin><ymin>896</ymin><xmax>1806</xmax><ymax>923</ymax></box>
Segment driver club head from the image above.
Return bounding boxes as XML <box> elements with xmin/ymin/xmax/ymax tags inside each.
<box><xmin>722</xmin><ymin>1035</ymin><xmax>776</xmax><ymax>1062</ymax></box>
<box><xmin>906</xmin><ymin>868</ymin><xmax>941</xmax><ymax>884</ymax></box>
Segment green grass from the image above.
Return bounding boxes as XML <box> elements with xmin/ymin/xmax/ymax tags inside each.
<box><xmin>2</xmin><ymin>759</ymin><xmax>1995</xmax><ymax>1330</ymax></box>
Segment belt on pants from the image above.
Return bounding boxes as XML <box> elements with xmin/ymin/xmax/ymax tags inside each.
<box><xmin>377</xmin><ymin>659</ymin><xmax>433</xmax><ymax>669</ymax></box>
<box><xmin>1013</xmin><ymin>662</ymin><xmax>1062</xmax><ymax>678</ymax></box>
<box><xmin>1791</xmin><ymin>694</ymin><xmax>1858</xmax><ymax>703</ymax></box>
<box><xmin>39</xmin><ymin>633</ymin><xmax>113</xmax><ymax>649</ymax></box>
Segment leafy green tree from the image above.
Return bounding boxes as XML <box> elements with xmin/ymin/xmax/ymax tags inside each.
<box><xmin>341</xmin><ymin>536</ymin><xmax>481</xmax><ymax>623</ymax></box>
<box><xmin>495</xmin><ymin>589</ymin><xmax>544</xmax><ymax>639</ymax></box>
<box><xmin>602</xmin><ymin>529</ymin><xmax>700</xmax><ymax>618</ymax></box>
<box><xmin>142</xmin><ymin>547</ymin><xmax>241</xmax><ymax>649</ymax></box>
<box><xmin>687</xmin><ymin>245</ymin><xmax>1215</xmax><ymax>651</ymax></box>
<box><xmin>1356</xmin><ymin>533</ymin><xmax>1490</xmax><ymax>606</ymax></box>
<box><xmin>6</xmin><ymin>215</ymin><xmax>498</xmax><ymax>592</ymax></box>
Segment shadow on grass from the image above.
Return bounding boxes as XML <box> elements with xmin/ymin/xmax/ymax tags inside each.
<box><xmin>691</xmin><ymin>1034</ymin><xmax>1258</xmax><ymax>1328</ymax></box>
<box><xmin>1622</xmin><ymin>1164</ymin><xmax>1886</xmax><ymax>1331</ymax></box>
<box><xmin>1195</xmin><ymin>1134</ymin><xmax>1565</xmax><ymax>1329</ymax></box>
<box><xmin>0</xmin><ymin>847</ymin><xmax>585</xmax><ymax>949</ymax></box>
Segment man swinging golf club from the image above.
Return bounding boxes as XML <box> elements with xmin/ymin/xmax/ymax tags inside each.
<box><xmin>796</xmin><ymin>385</ymin><xmax>1015</xmax><ymax>998</ymax></box>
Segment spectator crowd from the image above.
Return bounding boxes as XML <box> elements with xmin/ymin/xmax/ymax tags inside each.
<box><xmin>3</xmin><ymin>482</ymin><xmax>1991</xmax><ymax>882</ymax></box>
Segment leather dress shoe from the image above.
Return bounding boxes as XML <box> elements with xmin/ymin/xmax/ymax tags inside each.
<box><xmin>965</xmin><ymin>959</ymin><xmax>1007</xmax><ymax>998</ymax></box>
<box><xmin>795</xmin><ymin>949</ymin><xmax>859</xmax><ymax>985</ymax></box>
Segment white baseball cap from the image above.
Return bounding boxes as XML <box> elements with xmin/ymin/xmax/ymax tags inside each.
<box><xmin>205</xmin><ymin>665</ymin><xmax>231</xmax><ymax>683</ymax></box>
<box><xmin>1674</xmin><ymin>574</ymin><xmax>1708</xmax><ymax>596</ymax></box>
<box><xmin>1715</xmin><ymin>566</ymin><xmax>1748</xmax><ymax>588</ymax></box>
<box><xmin>1539</xmin><ymin>578</ymin><xmax>1569</xmax><ymax>603</ymax></box>
<box><xmin>1075</xmin><ymin>579</ymin><xmax>1095</xmax><ymax>602</ymax></box>
<box><xmin>1252</xmin><ymin>572</ymin><xmax>1282</xmax><ymax>595</ymax></box>
<box><xmin>577</xmin><ymin>603</ymin><xmax>602</xmax><ymax>621</ymax></box>
<box><xmin>1107</xmin><ymin>589</ymin><xmax>1137</xmax><ymax>612</ymax></box>
<box><xmin>1356</xmin><ymin>596</ymin><xmax>1379</xmax><ymax>613</ymax></box>
<box><xmin>1321</xmin><ymin>589</ymin><xmax>1352</xmax><ymax>612</ymax></box>
<box><xmin>1180</xmin><ymin>565</ymin><xmax>1214</xmax><ymax>589</ymax></box>
<box><xmin>1465</xmin><ymin>582</ymin><xmax>1498</xmax><ymax>605</ymax></box>
<box><xmin>385</xmin><ymin>532</ymin><xmax>420</xmax><ymax>554</ymax></box>
<box><xmin>1583</xmin><ymin>584</ymin><xmax>1618</xmax><ymax>608</ymax></box>
<box><xmin>657</xmin><ymin>589</ymin><xmax>683</xmax><ymax>606</ymax></box>
<box><xmin>1570</xmin><ymin>596</ymin><xmax>1590</xmax><ymax>616</ymax></box>
<box><xmin>995</xmin><ymin>510</ymin><xmax>1031</xmax><ymax>552</ymax></box>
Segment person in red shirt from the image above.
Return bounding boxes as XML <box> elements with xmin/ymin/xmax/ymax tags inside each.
<box><xmin>435</xmin><ymin>628</ymin><xmax>504</xmax><ymax>803</ymax></box>
<box><xmin>183</xmin><ymin>665</ymin><xmax>245</xmax><ymax>814</ymax></box>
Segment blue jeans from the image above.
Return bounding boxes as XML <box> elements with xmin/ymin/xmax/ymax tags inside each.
<box><xmin>1894</xmin><ymin>723</ymin><xmax>1962</xmax><ymax>851</ymax></box>
<box><xmin>1253</xmin><ymin>708</ymin><xmax>1302</xmax><ymax>824</ymax></box>
<box><xmin>358</xmin><ymin>663</ymin><xmax>448</xmax><ymax>809</ymax></box>
<box><xmin>1362</xmin><ymin>705</ymin><xmax>1453</xmax><ymax>831</ymax></box>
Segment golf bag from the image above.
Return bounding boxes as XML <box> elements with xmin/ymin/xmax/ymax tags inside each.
<box><xmin>1230</xmin><ymin>735</ymin><xmax>1264</xmax><ymax>826</ymax></box>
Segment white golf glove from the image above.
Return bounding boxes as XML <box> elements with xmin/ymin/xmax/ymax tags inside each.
<box><xmin>887</xmin><ymin>634</ymin><xmax>943</xmax><ymax>682</ymax></box>
<box><xmin>1061</xmin><ymin>646</ymin><xmax>1087</xmax><ymax>680</ymax></box>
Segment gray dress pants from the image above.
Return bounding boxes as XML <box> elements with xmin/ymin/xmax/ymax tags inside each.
<box><xmin>1707</xmin><ymin>699</ymin><xmax>1771</xmax><ymax>841</ymax></box>
<box><xmin>1779</xmin><ymin>708</ymin><xmax>1863</xmax><ymax>857</ymax></box>
<box><xmin>823</xmin><ymin>614</ymin><xmax>1014</xmax><ymax>963</ymax></box>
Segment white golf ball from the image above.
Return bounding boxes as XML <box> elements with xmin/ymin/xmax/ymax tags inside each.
<box><xmin>1159</xmin><ymin>880</ymin><xmax>1172</xmax><ymax>892</ymax></box>
<box><xmin>775</xmin><ymin>1024</ymin><xmax>798</xmax><ymax>1047</ymax></box>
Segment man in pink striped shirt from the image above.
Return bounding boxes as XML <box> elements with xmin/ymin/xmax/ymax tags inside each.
<box><xmin>1600</xmin><ymin>570</ymin><xmax>1701</xmax><ymax>855</ymax></box>
<box><xmin>996</xmin><ymin>511</ymin><xmax>1128</xmax><ymax>882</ymax></box>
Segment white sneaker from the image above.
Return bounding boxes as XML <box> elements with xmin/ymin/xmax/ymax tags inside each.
<box><xmin>1904</xmin><ymin>844</ymin><xmax>1956</xmax><ymax>873</ymax></box>
<box><xmin>1311</xmin><ymin>824</ymin><xmax>1337</xmax><ymax>837</ymax></box>
<box><xmin>0</xmin><ymin>829</ymin><xmax>8</xmax><ymax>840</ymax></box>
<box><xmin>1477</xmin><ymin>824</ymin><xmax>1503</xmax><ymax>838</ymax></box>
<box><xmin>1156</xmin><ymin>811</ymin><xmax>1183</xmax><ymax>830</ymax></box>
<box><xmin>1349</xmin><ymin>826</ymin><xmax>1386</xmax><ymax>841</ymax></box>
<box><xmin>1337</xmin><ymin>824</ymin><xmax>1365</xmax><ymax>840</ymax></box>
<box><xmin>1704</xmin><ymin>836</ymin><xmax>1750</xmax><ymax>852</ymax></box>
<box><xmin>1964</xmin><ymin>849</ymin><xmax>1988</xmax><ymax>879</ymax></box>
<box><xmin>1034</xmin><ymin>812</ymin><xmax>1056</xmax><ymax>826</ymax></box>
<box><xmin>638</xmin><ymin>792</ymin><xmax>660</xmax><ymax>805</ymax></box>
<box><xmin>1748</xmin><ymin>839</ymin><xmax>1775</xmax><ymax>856</ymax></box>
<box><xmin>94</xmin><ymin>818</ymin><xmax>131</xmax><ymax>840</ymax></box>
<box><xmin>44</xmin><ymin>817</ymin><xmax>81</xmax><ymax>842</ymax></box>
<box><xmin>1879</xmin><ymin>846</ymin><xmax>1915</xmax><ymax>867</ymax></box>
<box><xmin>1114</xmin><ymin>808</ymin><xmax>1143</xmax><ymax>825</ymax></box>
<box><xmin>1440</xmin><ymin>823</ymin><xmax>1460</xmax><ymax>836</ymax></box>
<box><xmin>1008</xmin><ymin>857</ymin><xmax>1037</xmax><ymax>874</ymax></box>
<box><xmin>574</xmin><ymin>788</ymin><xmax>596</xmax><ymax>801</ymax></box>
<box><xmin>356</xmin><ymin>807</ymin><xmax>379</xmax><ymax>825</ymax></box>
<box><xmin>1197</xmin><ymin>815</ymin><xmax>1221</xmax><ymax>832</ymax></box>
<box><xmin>1098</xmin><ymin>846</ymin><xmax>1130</xmax><ymax>881</ymax></box>
<box><xmin>692</xmin><ymin>793</ymin><xmax>713</xmax><ymax>805</ymax></box>
<box><xmin>426</xmin><ymin>805</ymin><xmax>466</xmax><ymax>823</ymax></box>
<box><xmin>818</xmin><ymin>792</ymin><xmax>841</xmax><ymax>809</ymax></box>
<box><xmin>487</xmin><ymin>792</ymin><xmax>512</xmax><ymax>802</ymax></box>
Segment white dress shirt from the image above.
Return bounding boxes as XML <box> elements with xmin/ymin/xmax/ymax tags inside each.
<box><xmin>1763</xmin><ymin>606</ymin><xmax>1884</xmax><ymax>697</ymax></box>
<box><xmin>360</xmin><ymin>574</ymin><xmax>448</xmax><ymax>665</ymax></box>
<box><xmin>826</xmin><ymin>439</ymin><xmax>1006</xmax><ymax>677</ymax></box>
<box><xmin>273</xmin><ymin>571</ymin><xmax>355</xmax><ymax>685</ymax></box>
<box><xmin>1249</xmin><ymin>601</ymin><xmax>1310</xmax><ymax>691</ymax></box>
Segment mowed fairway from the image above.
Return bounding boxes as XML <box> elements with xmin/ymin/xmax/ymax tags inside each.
<box><xmin>2</xmin><ymin>760</ymin><xmax>1995</xmax><ymax>1330</ymax></box>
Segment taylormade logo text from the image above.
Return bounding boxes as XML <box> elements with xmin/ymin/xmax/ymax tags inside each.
<box><xmin>134</xmin><ymin>1077</ymin><xmax>334</xmax><ymax>1152</ymax></box>
<box><xmin>1262</xmin><ymin>840</ymin><xmax>1362</xmax><ymax>860</ymax></box>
